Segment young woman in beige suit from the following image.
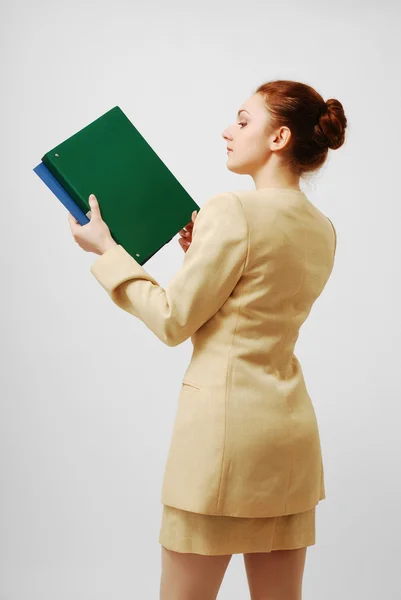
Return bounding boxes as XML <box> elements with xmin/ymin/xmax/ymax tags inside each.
<box><xmin>69</xmin><ymin>79</ymin><xmax>347</xmax><ymax>600</ymax></box>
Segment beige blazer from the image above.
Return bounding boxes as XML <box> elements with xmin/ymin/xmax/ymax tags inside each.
<box><xmin>90</xmin><ymin>188</ymin><xmax>337</xmax><ymax>518</ymax></box>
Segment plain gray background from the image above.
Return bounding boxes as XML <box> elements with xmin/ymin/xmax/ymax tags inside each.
<box><xmin>2</xmin><ymin>0</ymin><xmax>400</xmax><ymax>598</ymax></box>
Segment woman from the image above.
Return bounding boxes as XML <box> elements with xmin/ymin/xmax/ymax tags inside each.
<box><xmin>68</xmin><ymin>79</ymin><xmax>347</xmax><ymax>600</ymax></box>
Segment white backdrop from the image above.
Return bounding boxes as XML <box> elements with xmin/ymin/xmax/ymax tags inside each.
<box><xmin>2</xmin><ymin>0</ymin><xmax>400</xmax><ymax>598</ymax></box>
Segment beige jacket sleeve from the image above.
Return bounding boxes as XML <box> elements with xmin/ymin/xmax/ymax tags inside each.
<box><xmin>89</xmin><ymin>191</ymin><xmax>249</xmax><ymax>346</ymax></box>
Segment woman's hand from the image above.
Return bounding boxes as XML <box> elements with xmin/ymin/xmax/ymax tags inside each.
<box><xmin>68</xmin><ymin>194</ymin><xmax>118</xmax><ymax>256</ymax></box>
<box><xmin>178</xmin><ymin>210</ymin><xmax>198</xmax><ymax>253</ymax></box>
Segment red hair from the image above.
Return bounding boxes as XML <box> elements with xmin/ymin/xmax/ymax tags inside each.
<box><xmin>255</xmin><ymin>79</ymin><xmax>347</xmax><ymax>177</ymax></box>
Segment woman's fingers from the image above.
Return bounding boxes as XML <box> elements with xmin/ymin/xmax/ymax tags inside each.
<box><xmin>179</xmin><ymin>222</ymin><xmax>193</xmax><ymax>238</ymax></box>
<box><xmin>178</xmin><ymin>237</ymin><xmax>191</xmax><ymax>252</ymax></box>
<box><xmin>178</xmin><ymin>212</ymin><xmax>197</xmax><ymax>251</ymax></box>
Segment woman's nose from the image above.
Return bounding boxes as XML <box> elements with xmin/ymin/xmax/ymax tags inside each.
<box><xmin>222</xmin><ymin>129</ymin><xmax>233</xmax><ymax>141</ymax></box>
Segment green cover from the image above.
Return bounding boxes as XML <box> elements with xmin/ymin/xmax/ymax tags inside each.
<box><xmin>42</xmin><ymin>106</ymin><xmax>200</xmax><ymax>264</ymax></box>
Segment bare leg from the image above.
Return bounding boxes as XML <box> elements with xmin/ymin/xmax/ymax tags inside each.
<box><xmin>243</xmin><ymin>547</ymin><xmax>308</xmax><ymax>600</ymax></box>
<box><xmin>160</xmin><ymin>545</ymin><xmax>233</xmax><ymax>600</ymax></box>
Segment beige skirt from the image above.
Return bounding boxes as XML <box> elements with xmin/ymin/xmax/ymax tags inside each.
<box><xmin>159</xmin><ymin>504</ymin><xmax>316</xmax><ymax>556</ymax></box>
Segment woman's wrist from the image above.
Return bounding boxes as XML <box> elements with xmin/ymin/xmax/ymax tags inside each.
<box><xmin>100</xmin><ymin>239</ymin><xmax>118</xmax><ymax>255</ymax></box>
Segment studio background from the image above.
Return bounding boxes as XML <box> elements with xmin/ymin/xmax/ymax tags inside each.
<box><xmin>1</xmin><ymin>0</ymin><xmax>400</xmax><ymax>598</ymax></box>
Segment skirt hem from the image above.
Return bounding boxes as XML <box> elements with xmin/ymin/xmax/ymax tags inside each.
<box><xmin>159</xmin><ymin>504</ymin><xmax>316</xmax><ymax>556</ymax></box>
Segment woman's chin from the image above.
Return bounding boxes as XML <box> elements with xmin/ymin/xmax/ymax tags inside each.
<box><xmin>226</xmin><ymin>157</ymin><xmax>237</xmax><ymax>172</ymax></box>
<box><xmin>226</xmin><ymin>162</ymin><xmax>246</xmax><ymax>175</ymax></box>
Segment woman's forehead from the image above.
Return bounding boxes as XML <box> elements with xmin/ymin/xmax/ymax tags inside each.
<box><xmin>238</xmin><ymin>93</ymin><xmax>265</xmax><ymax>116</ymax></box>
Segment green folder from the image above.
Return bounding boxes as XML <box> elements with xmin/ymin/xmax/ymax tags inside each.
<box><xmin>35</xmin><ymin>106</ymin><xmax>200</xmax><ymax>264</ymax></box>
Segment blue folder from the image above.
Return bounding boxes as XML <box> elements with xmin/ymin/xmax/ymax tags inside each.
<box><xmin>33</xmin><ymin>162</ymin><xmax>90</xmax><ymax>225</ymax></box>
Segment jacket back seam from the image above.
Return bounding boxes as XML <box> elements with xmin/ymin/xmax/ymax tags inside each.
<box><xmin>215</xmin><ymin>192</ymin><xmax>249</xmax><ymax>512</ymax></box>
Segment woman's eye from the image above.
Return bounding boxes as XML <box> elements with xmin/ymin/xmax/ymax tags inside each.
<box><xmin>237</xmin><ymin>122</ymin><xmax>247</xmax><ymax>128</ymax></box>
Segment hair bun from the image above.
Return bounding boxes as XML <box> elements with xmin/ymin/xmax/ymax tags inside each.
<box><xmin>318</xmin><ymin>98</ymin><xmax>347</xmax><ymax>150</ymax></box>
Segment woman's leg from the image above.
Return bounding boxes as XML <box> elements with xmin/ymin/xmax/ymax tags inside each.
<box><xmin>160</xmin><ymin>545</ymin><xmax>233</xmax><ymax>600</ymax></box>
<box><xmin>243</xmin><ymin>547</ymin><xmax>308</xmax><ymax>600</ymax></box>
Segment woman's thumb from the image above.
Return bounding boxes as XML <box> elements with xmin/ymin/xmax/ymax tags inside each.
<box><xmin>89</xmin><ymin>194</ymin><xmax>100</xmax><ymax>217</ymax></box>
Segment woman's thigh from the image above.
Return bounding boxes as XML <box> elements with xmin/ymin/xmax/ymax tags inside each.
<box><xmin>160</xmin><ymin>545</ymin><xmax>233</xmax><ymax>600</ymax></box>
<box><xmin>243</xmin><ymin>547</ymin><xmax>308</xmax><ymax>600</ymax></box>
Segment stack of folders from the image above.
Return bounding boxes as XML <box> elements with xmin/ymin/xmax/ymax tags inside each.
<box><xmin>33</xmin><ymin>106</ymin><xmax>200</xmax><ymax>265</ymax></box>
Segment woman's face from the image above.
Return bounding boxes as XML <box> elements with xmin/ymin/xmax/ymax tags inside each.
<box><xmin>222</xmin><ymin>93</ymin><xmax>275</xmax><ymax>175</ymax></box>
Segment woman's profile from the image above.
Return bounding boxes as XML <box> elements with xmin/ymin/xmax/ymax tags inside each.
<box><xmin>86</xmin><ymin>79</ymin><xmax>347</xmax><ymax>600</ymax></box>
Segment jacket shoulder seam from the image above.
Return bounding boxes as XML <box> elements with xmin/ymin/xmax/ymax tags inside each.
<box><xmin>230</xmin><ymin>192</ymin><xmax>250</xmax><ymax>273</ymax></box>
